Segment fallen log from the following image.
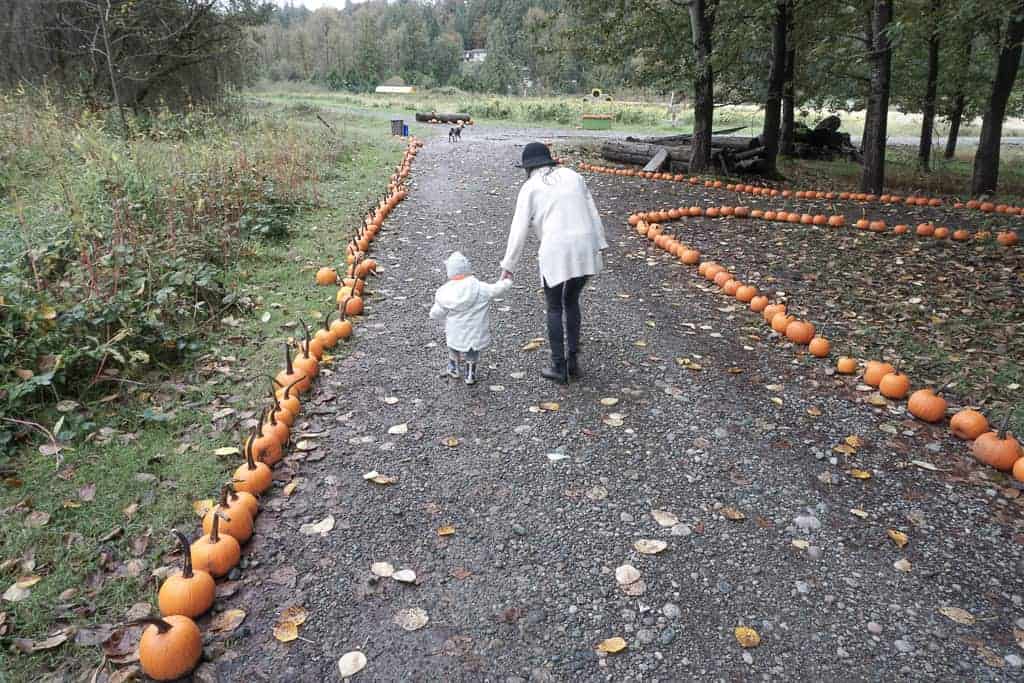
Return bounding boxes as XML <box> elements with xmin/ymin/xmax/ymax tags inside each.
<box><xmin>414</xmin><ymin>112</ymin><xmax>471</xmax><ymax>124</ymax></box>
<box><xmin>624</xmin><ymin>133</ymin><xmax>758</xmax><ymax>152</ymax></box>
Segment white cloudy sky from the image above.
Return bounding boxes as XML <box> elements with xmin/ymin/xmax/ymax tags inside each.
<box><xmin>276</xmin><ymin>0</ymin><xmax>366</xmax><ymax>8</ymax></box>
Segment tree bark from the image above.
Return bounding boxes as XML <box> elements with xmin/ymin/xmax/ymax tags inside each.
<box><xmin>917</xmin><ymin>0</ymin><xmax>940</xmax><ymax>171</ymax></box>
<box><xmin>98</xmin><ymin>0</ymin><xmax>128</xmax><ymax>139</ymax></box>
<box><xmin>943</xmin><ymin>92</ymin><xmax>965</xmax><ymax>159</ymax></box>
<box><xmin>687</xmin><ymin>0</ymin><xmax>716</xmax><ymax>172</ymax></box>
<box><xmin>780</xmin><ymin>12</ymin><xmax>796</xmax><ymax>156</ymax></box>
<box><xmin>761</xmin><ymin>0</ymin><xmax>789</xmax><ymax>175</ymax></box>
<box><xmin>860</xmin><ymin>0</ymin><xmax>893</xmax><ymax>195</ymax></box>
<box><xmin>971</xmin><ymin>0</ymin><xmax>1024</xmax><ymax>195</ymax></box>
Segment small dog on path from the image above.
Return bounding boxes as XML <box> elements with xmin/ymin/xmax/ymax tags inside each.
<box><xmin>448</xmin><ymin>124</ymin><xmax>463</xmax><ymax>143</ymax></box>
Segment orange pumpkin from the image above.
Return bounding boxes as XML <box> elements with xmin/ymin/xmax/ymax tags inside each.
<box><xmin>234</xmin><ymin>432</ymin><xmax>273</xmax><ymax>495</ymax></box>
<box><xmin>189</xmin><ymin>510</ymin><xmax>241</xmax><ymax>578</ymax></box>
<box><xmin>952</xmin><ymin>229</ymin><xmax>970</xmax><ymax>241</ymax></box>
<box><xmin>879</xmin><ymin>371</ymin><xmax>911</xmax><ymax>399</ymax></box>
<box><xmin>713</xmin><ymin>270</ymin><xmax>733</xmax><ymax>287</ymax></box>
<box><xmin>274</xmin><ymin>343</ymin><xmax>310</xmax><ymax>395</ymax></box>
<box><xmin>933</xmin><ymin>226</ymin><xmax>950</xmax><ymax>240</ymax></box>
<box><xmin>836</xmin><ymin>356</ymin><xmax>858</xmax><ymax>374</ymax></box>
<box><xmin>916</xmin><ymin>223</ymin><xmax>935</xmax><ymax>237</ymax></box>
<box><xmin>679</xmin><ymin>249</ymin><xmax>701</xmax><ymax>265</ymax></box>
<box><xmin>950</xmin><ymin>409</ymin><xmax>989</xmax><ymax>440</ymax></box>
<box><xmin>722</xmin><ymin>279</ymin><xmax>740</xmax><ymax>296</ymax></box>
<box><xmin>138</xmin><ymin>616</ymin><xmax>203</xmax><ymax>681</ymax></box>
<box><xmin>735</xmin><ymin>285</ymin><xmax>757</xmax><ymax>302</ymax></box>
<box><xmin>202</xmin><ymin>502</ymin><xmax>253</xmax><ymax>545</ymax></box>
<box><xmin>808</xmin><ymin>336</ymin><xmax>831</xmax><ymax>357</ymax></box>
<box><xmin>785</xmin><ymin>320</ymin><xmax>815</xmax><ymax>345</ymax></box>
<box><xmin>907</xmin><ymin>387</ymin><xmax>948</xmax><ymax>423</ymax></box>
<box><xmin>827</xmin><ymin>215</ymin><xmax>845</xmax><ymax>227</ymax></box>
<box><xmin>997</xmin><ymin>230</ymin><xmax>1019</xmax><ymax>246</ymax></box>
<box><xmin>749</xmin><ymin>295</ymin><xmax>769</xmax><ymax>312</ymax></box>
<box><xmin>158</xmin><ymin>531</ymin><xmax>215</xmax><ymax>619</ymax></box>
<box><xmin>863</xmin><ymin>361</ymin><xmax>895</xmax><ymax>387</ymax></box>
<box><xmin>972</xmin><ymin>416</ymin><xmax>1021</xmax><ymax>471</ymax></box>
<box><xmin>771</xmin><ymin>313</ymin><xmax>795</xmax><ymax>334</ymax></box>
<box><xmin>762</xmin><ymin>303</ymin><xmax>786</xmax><ymax>323</ymax></box>
<box><xmin>893</xmin><ymin>224</ymin><xmax>909</xmax><ymax>235</ymax></box>
<box><xmin>315</xmin><ymin>267</ymin><xmax>337</xmax><ymax>286</ymax></box>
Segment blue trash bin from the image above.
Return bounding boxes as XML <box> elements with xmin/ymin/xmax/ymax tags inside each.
<box><xmin>402</xmin><ymin>124</ymin><xmax>409</xmax><ymax>137</ymax></box>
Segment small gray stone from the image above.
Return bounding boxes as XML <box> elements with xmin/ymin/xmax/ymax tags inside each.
<box><xmin>1005</xmin><ymin>654</ymin><xmax>1023</xmax><ymax>668</ymax></box>
<box><xmin>795</xmin><ymin>581</ymin><xmax>810</xmax><ymax>595</ymax></box>
<box><xmin>717</xmin><ymin>580</ymin><xmax>732</xmax><ymax>594</ymax></box>
<box><xmin>671</xmin><ymin>524</ymin><xmax>692</xmax><ymax>537</ymax></box>
<box><xmin>620</xmin><ymin>512</ymin><xmax>634</xmax><ymax>523</ymax></box>
<box><xmin>659</xmin><ymin>628</ymin><xmax>676</xmax><ymax>645</ymax></box>
<box><xmin>867</xmin><ymin>621</ymin><xmax>883</xmax><ymax>635</ymax></box>
<box><xmin>742</xmin><ymin>651</ymin><xmax>754</xmax><ymax>665</ymax></box>
<box><xmin>662</xmin><ymin>603</ymin><xmax>681</xmax><ymax>620</ymax></box>
<box><xmin>512</xmin><ymin>524</ymin><xmax>527</xmax><ymax>536</ymax></box>
<box><xmin>807</xmin><ymin>546</ymin><xmax>823</xmax><ymax>561</ymax></box>
<box><xmin>837</xmin><ymin>647</ymin><xmax>849</xmax><ymax>658</ymax></box>
<box><xmin>894</xmin><ymin>639</ymin><xmax>913</xmax><ymax>654</ymax></box>
<box><xmin>637</xmin><ymin>629</ymin><xmax>656</xmax><ymax>644</ymax></box>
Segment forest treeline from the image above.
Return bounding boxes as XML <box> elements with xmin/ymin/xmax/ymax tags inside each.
<box><xmin>1</xmin><ymin>0</ymin><xmax>1022</xmax><ymax>192</ymax></box>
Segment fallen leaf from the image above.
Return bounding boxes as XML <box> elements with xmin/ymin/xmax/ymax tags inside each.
<box><xmin>363</xmin><ymin>471</ymin><xmax>397</xmax><ymax>485</ymax></box>
<box><xmin>299</xmin><ymin>516</ymin><xmax>335</xmax><ymax>536</ymax></box>
<box><xmin>192</xmin><ymin>499</ymin><xmax>215</xmax><ymax>517</ymax></box>
<box><xmin>938</xmin><ymin>606</ymin><xmax>975</xmax><ymax>625</ymax></box>
<box><xmin>911</xmin><ymin>460</ymin><xmax>940</xmax><ymax>472</ymax></box>
<box><xmin>539</xmin><ymin>401</ymin><xmax>560</xmax><ymax>412</ymax></box>
<box><xmin>24</xmin><ymin>511</ymin><xmax>50</xmax><ymax>528</ymax></box>
<box><xmin>437</xmin><ymin>526</ymin><xmax>455</xmax><ymax>536</ymax></box>
<box><xmin>213</xmin><ymin>446</ymin><xmax>240</xmax><ymax>457</ymax></box>
<box><xmin>371</xmin><ymin>562</ymin><xmax>394</xmax><ymax>578</ymax></box>
<box><xmin>388</xmin><ymin>423</ymin><xmax>408</xmax><ymax>435</ymax></box>
<box><xmin>384</xmin><ymin>396</ymin><xmax>399</xmax><ymax>405</ymax></box>
<box><xmin>845</xmin><ymin>435</ymin><xmax>863</xmax><ymax>448</ymax></box>
<box><xmin>338</xmin><ymin>651</ymin><xmax>367</xmax><ymax>677</ymax></box>
<box><xmin>393</xmin><ymin>607</ymin><xmax>429</xmax><ymax>631</ymax></box>
<box><xmin>651</xmin><ymin>510</ymin><xmax>679</xmax><ymax>527</ymax></box>
<box><xmin>273</xmin><ymin>620</ymin><xmax>298</xmax><ymax>643</ymax></box>
<box><xmin>586</xmin><ymin>485</ymin><xmax>608</xmax><ymax>501</ymax></box>
<box><xmin>791</xmin><ymin>539</ymin><xmax>809</xmax><ymax>550</ymax></box>
<box><xmin>209</xmin><ymin>609</ymin><xmax>246</xmax><ymax>634</ymax></box>
<box><xmin>833</xmin><ymin>444</ymin><xmax>857</xmax><ymax>455</ymax></box>
<box><xmin>282</xmin><ymin>479</ymin><xmax>300</xmax><ymax>496</ymax></box>
<box><xmin>599</xmin><ymin>397</ymin><xmax>620</xmax><ymax>406</ymax></box>
<box><xmin>893</xmin><ymin>558</ymin><xmax>912</xmax><ymax>572</ymax></box>
<box><xmin>392</xmin><ymin>569</ymin><xmax>417</xmax><ymax>583</ymax></box>
<box><xmin>16</xmin><ymin>576</ymin><xmax>41</xmax><ymax>589</ymax></box>
<box><xmin>850</xmin><ymin>508</ymin><xmax>869</xmax><ymax>519</ymax></box>
<box><xmin>546</xmin><ymin>452</ymin><xmax>569</xmax><ymax>462</ymax></box>
<box><xmin>3</xmin><ymin>583</ymin><xmax>31</xmax><ymax>602</ymax></box>
<box><xmin>850</xmin><ymin>469</ymin><xmax>872</xmax><ymax>480</ymax></box>
<box><xmin>615</xmin><ymin>564</ymin><xmax>641</xmax><ymax>585</ymax></box>
<box><xmin>442</xmin><ymin>437</ymin><xmax>459</xmax><ymax>448</ymax></box>
<box><xmin>735</xmin><ymin>626</ymin><xmax>761</xmax><ymax>648</ymax></box>
<box><xmin>280</xmin><ymin>605</ymin><xmax>307</xmax><ymax>626</ymax></box>
<box><xmin>887</xmin><ymin>529</ymin><xmax>909</xmax><ymax>548</ymax></box>
<box><xmin>868</xmin><ymin>393</ymin><xmax>889</xmax><ymax>407</ymax></box>
<box><xmin>634</xmin><ymin>539</ymin><xmax>667</xmax><ymax>555</ymax></box>
<box><xmin>806</xmin><ymin>406</ymin><xmax>822</xmax><ymax>417</ymax></box>
<box><xmin>13</xmin><ymin>628</ymin><xmax>71</xmax><ymax>653</ymax></box>
<box><xmin>489</xmin><ymin>385</ymin><xmax>505</xmax><ymax>392</ymax></box>
<box><xmin>976</xmin><ymin>646</ymin><xmax>1005</xmax><ymax>668</ymax></box>
<box><xmin>78</xmin><ymin>483</ymin><xmax>96</xmax><ymax>502</ymax></box>
<box><xmin>294</xmin><ymin>440</ymin><xmax>317</xmax><ymax>452</ymax></box>
<box><xmin>596</xmin><ymin>636</ymin><xmax>627</xmax><ymax>654</ymax></box>
<box><xmin>721</xmin><ymin>506</ymin><xmax>746</xmax><ymax>521</ymax></box>
<box><xmin>602</xmin><ymin>413</ymin><xmax>625</xmax><ymax>427</ymax></box>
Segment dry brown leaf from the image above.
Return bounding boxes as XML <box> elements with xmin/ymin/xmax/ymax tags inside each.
<box><xmin>280</xmin><ymin>606</ymin><xmax>307</xmax><ymax>626</ymax></box>
<box><xmin>850</xmin><ymin>468</ymin><xmax>872</xmax><ymax>480</ymax></box>
<box><xmin>209</xmin><ymin>609</ymin><xmax>246</xmax><ymax>634</ymax></box>
<box><xmin>371</xmin><ymin>562</ymin><xmax>394</xmax><ymax>578</ymax></box>
<box><xmin>442</xmin><ymin>437</ymin><xmax>459</xmax><ymax>448</ymax></box>
<box><xmin>615</xmin><ymin>564</ymin><xmax>642</xmax><ymax>585</ymax></box>
<box><xmin>721</xmin><ymin>506</ymin><xmax>746</xmax><ymax>521</ymax></box>
<box><xmin>192</xmin><ymin>499</ymin><xmax>215</xmax><ymax>517</ymax></box>
<box><xmin>599</xmin><ymin>397</ymin><xmax>620</xmax><ymax>406</ymax></box>
<box><xmin>273</xmin><ymin>620</ymin><xmax>298</xmax><ymax>643</ymax></box>
<box><xmin>735</xmin><ymin>626</ymin><xmax>761</xmax><ymax>648</ymax></box>
<box><xmin>791</xmin><ymin>539</ymin><xmax>809</xmax><ymax>550</ymax></box>
<box><xmin>845</xmin><ymin>435</ymin><xmax>863</xmax><ymax>448</ymax></box>
<box><xmin>938</xmin><ymin>606</ymin><xmax>975</xmax><ymax>625</ymax></box>
<box><xmin>806</xmin><ymin>406</ymin><xmax>822</xmax><ymax>417</ymax></box>
<box><xmin>282</xmin><ymin>479</ymin><xmax>300</xmax><ymax>496</ymax></box>
<box><xmin>437</xmin><ymin>526</ymin><xmax>455</xmax><ymax>536</ymax></box>
<box><xmin>651</xmin><ymin>510</ymin><xmax>679</xmax><ymax>527</ymax></box>
<box><xmin>634</xmin><ymin>539</ymin><xmax>667</xmax><ymax>555</ymax></box>
<box><xmin>299</xmin><ymin>516</ymin><xmax>335</xmax><ymax>536</ymax></box>
<box><xmin>893</xmin><ymin>558</ymin><xmax>912</xmax><ymax>572</ymax></box>
<box><xmin>393</xmin><ymin>607</ymin><xmax>429</xmax><ymax>631</ymax></box>
<box><xmin>850</xmin><ymin>508</ymin><xmax>869</xmax><ymax>519</ymax></box>
<box><xmin>213</xmin><ymin>446</ymin><xmax>239</xmax><ymax>457</ymax></box>
<box><xmin>387</xmin><ymin>423</ymin><xmax>408</xmax><ymax>435</ymax></box>
<box><xmin>539</xmin><ymin>401</ymin><xmax>560</xmax><ymax>412</ymax></box>
<box><xmin>596</xmin><ymin>636</ymin><xmax>627</xmax><ymax>653</ymax></box>
<box><xmin>887</xmin><ymin>529</ymin><xmax>909</xmax><ymax>548</ymax></box>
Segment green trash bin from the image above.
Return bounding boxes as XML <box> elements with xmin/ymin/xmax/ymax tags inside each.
<box><xmin>582</xmin><ymin>115</ymin><xmax>612</xmax><ymax>131</ymax></box>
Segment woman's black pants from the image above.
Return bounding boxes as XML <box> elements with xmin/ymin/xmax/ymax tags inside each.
<box><xmin>543</xmin><ymin>276</ymin><xmax>587</xmax><ymax>367</ymax></box>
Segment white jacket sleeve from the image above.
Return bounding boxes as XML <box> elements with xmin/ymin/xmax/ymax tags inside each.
<box><xmin>500</xmin><ymin>184</ymin><xmax>533</xmax><ymax>274</ymax></box>
<box><xmin>585</xmin><ymin>184</ymin><xmax>608</xmax><ymax>250</ymax></box>
<box><xmin>429</xmin><ymin>296</ymin><xmax>446</xmax><ymax>321</ymax></box>
<box><xmin>479</xmin><ymin>278</ymin><xmax>513</xmax><ymax>300</ymax></box>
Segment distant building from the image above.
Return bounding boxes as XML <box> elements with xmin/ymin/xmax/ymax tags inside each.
<box><xmin>375</xmin><ymin>85</ymin><xmax>415</xmax><ymax>94</ymax></box>
<box><xmin>463</xmin><ymin>49</ymin><xmax>487</xmax><ymax>63</ymax></box>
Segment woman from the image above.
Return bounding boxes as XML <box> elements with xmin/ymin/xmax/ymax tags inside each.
<box><xmin>500</xmin><ymin>142</ymin><xmax>607</xmax><ymax>384</ymax></box>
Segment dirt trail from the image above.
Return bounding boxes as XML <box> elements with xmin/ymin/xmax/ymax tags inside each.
<box><xmin>214</xmin><ymin>127</ymin><xmax>1024</xmax><ymax>682</ymax></box>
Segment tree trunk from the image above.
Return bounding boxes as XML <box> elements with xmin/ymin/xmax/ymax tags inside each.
<box><xmin>761</xmin><ymin>0</ymin><xmax>789</xmax><ymax>175</ymax></box>
<box><xmin>971</xmin><ymin>0</ymin><xmax>1024</xmax><ymax>195</ymax></box>
<box><xmin>687</xmin><ymin>0</ymin><xmax>716</xmax><ymax>172</ymax></box>
<box><xmin>943</xmin><ymin>93</ymin><xmax>965</xmax><ymax>159</ymax></box>
<box><xmin>780</xmin><ymin>12</ymin><xmax>796</xmax><ymax>157</ymax></box>
<box><xmin>860</xmin><ymin>0</ymin><xmax>893</xmax><ymax>195</ymax></box>
<box><xmin>98</xmin><ymin>0</ymin><xmax>128</xmax><ymax>140</ymax></box>
<box><xmin>917</xmin><ymin>0</ymin><xmax>940</xmax><ymax>171</ymax></box>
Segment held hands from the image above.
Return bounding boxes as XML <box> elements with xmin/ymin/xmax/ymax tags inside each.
<box><xmin>501</xmin><ymin>270</ymin><xmax>514</xmax><ymax>280</ymax></box>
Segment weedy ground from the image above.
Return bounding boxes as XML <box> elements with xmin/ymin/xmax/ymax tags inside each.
<box><xmin>0</xmin><ymin>97</ymin><xmax>408</xmax><ymax>680</ymax></box>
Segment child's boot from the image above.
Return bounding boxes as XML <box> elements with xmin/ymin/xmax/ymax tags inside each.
<box><xmin>444</xmin><ymin>358</ymin><xmax>460</xmax><ymax>379</ymax></box>
<box><xmin>464</xmin><ymin>362</ymin><xmax>477</xmax><ymax>385</ymax></box>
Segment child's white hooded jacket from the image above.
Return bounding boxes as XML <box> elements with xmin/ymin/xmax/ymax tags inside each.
<box><xmin>430</xmin><ymin>252</ymin><xmax>511</xmax><ymax>352</ymax></box>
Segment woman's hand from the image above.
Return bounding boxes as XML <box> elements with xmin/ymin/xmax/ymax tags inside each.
<box><xmin>501</xmin><ymin>270</ymin><xmax>514</xmax><ymax>280</ymax></box>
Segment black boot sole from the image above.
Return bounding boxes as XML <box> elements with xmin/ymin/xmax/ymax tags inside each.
<box><xmin>541</xmin><ymin>368</ymin><xmax>568</xmax><ymax>384</ymax></box>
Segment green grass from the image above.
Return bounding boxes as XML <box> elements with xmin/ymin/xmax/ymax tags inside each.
<box><xmin>0</xmin><ymin>102</ymin><xmax>408</xmax><ymax>681</ymax></box>
<box><xmin>251</xmin><ymin>82</ymin><xmax>1024</xmax><ymax>139</ymax></box>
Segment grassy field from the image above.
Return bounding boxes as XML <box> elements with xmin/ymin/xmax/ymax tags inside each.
<box><xmin>0</xmin><ymin>95</ymin><xmax>408</xmax><ymax>680</ymax></box>
<box><xmin>252</xmin><ymin>82</ymin><xmax>1024</xmax><ymax>140</ymax></box>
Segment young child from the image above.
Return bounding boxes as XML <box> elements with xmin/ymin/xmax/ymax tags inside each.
<box><xmin>429</xmin><ymin>251</ymin><xmax>511</xmax><ymax>385</ymax></box>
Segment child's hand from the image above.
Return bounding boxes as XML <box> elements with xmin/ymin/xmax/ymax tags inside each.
<box><xmin>501</xmin><ymin>270</ymin><xmax>514</xmax><ymax>280</ymax></box>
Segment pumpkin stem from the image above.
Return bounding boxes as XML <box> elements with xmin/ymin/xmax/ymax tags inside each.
<box><xmin>322</xmin><ymin>309</ymin><xmax>335</xmax><ymax>332</ymax></box>
<box><xmin>266</xmin><ymin>405</ymin><xmax>278</xmax><ymax>428</ymax></box>
<box><xmin>128</xmin><ymin>617</ymin><xmax>173</xmax><ymax>634</ymax></box>
<box><xmin>284</xmin><ymin>342</ymin><xmax>294</xmax><ymax>375</ymax></box>
<box><xmin>218</xmin><ymin>484</ymin><xmax>231</xmax><ymax>508</ymax></box>
<box><xmin>269</xmin><ymin>385</ymin><xmax>281</xmax><ymax>412</ymax></box>
<box><xmin>172</xmin><ymin>529</ymin><xmax>194</xmax><ymax>579</ymax></box>
<box><xmin>245</xmin><ymin>425</ymin><xmax>258</xmax><ymax>471</ymax></box>
<box><xmin>300</xmin><ymin>319</ymin><xmax>311</xmax><ymax>359</ymax></box>
<box><xmin>283</xmin><ymin>377</ymin><xmax>302</xmax><ymax>401</ymax></box>
<box><xmin>210</xmin><ymin>507</ymin><xmax>221</xmax><ymax>543</ymax></box>
<box><xmin>998</xmin><ymin>413</ymin><xmax>1011</xmax><ymax>440</ymax></box>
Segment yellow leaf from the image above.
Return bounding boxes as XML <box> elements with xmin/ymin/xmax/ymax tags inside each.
<box><xmin>442</xmin><ymin>436</ymin><xmax>460</xmax><ymax>448</ymax></box>
<box><xmin>39</xmin><ymin>305</ymin><xmax>57</xmax><ymax>320</ymax></box>
<box><xmin>16</xmin><ymin>575</ymin><xmax>42</xmax><ymax>588</ymax></box>
<box><xmin>213</xmin><ymin>446</ymin><xmax>240</xmax><ymax>457</ymax></box>
<box><xmin>791</xmin><ymin>539</ymin><xmax>809</xmax><ymax>550</ymax></box>
<box><xmin>734</xmin><ymin>626</ymin><xmax>761</xmax><ymax>648</ymax></box>
<box><xmin>539</xmin><ymin>402</ymin><xmax>560</xmax><ymax>412</ymax></box>
<box><xmin>522</xmin><ymin>340</ymin><xmax>542</xmax><ymax>351</ymax></box>
<box><xmin>845</xmin><ymin>435</ymin><xmax>863</xmax><ymax>448</ymax></box>
<box><xmin>850</xmin><ymin>469</ymin><xmax>872</xmax><ymax>480</ymax></box>
<box><xmin>282</xmin><ymin>479</ymin><xmax>300</xmax><ymax>496</ymax></box>
<box><xmin>599</xmin><ymin>397</ymin><xmax>620</xmax><ymax>406</ymax></box>
<box><xmin>770</xmin><ymin>397</ymin><xmax>783</xmax><ymax>406</ymax></box>
<box><xmin>437</xmin><ymin>526</ymin><xmax>455</xmax><ymax>536</ymax></box>
<box><xmin>273</xmin><ymin>620</ymin><xmax>298</xmax><ymax>642</ymax></box>
<box><xmin>833</xmin><ymin>444</ymin><xmax>856</xmax><ymax>455</ymax></box>
<box><xmin>850</xmin><ymin>508</ymin><xmax>869</xmax><ymax>519</ymax></box>
<box><xmin>721</xmin><ymin>506</ymin><xmax>745</xmax><ymax>521</ymax></box>
<box><xmin>596</xmin><ymin>636</ymin><xmax>627</xmax><ymax>653</ymax></box>
<box><xmin>806</xmin><ymin>406</ymin><xmax>822</xmax><ymax>417</ymax></box>
<box><xmin>887</xmin><ymin>529</ymin><xmax>909</xmax><ymax>548</ymax></box>
<box><xmin>868</xmin><ymin>394</ymin><xmax>889</xmax><ymax>407</ymax></box>
<box><xmin>62</xmin><ymin>500</ymin><xmax>81</xmax><ymax>509</ymax></box>
<box><xmin>192</xmin><ymin>499</ymin><xmax>215</xmax><ymax>517</ymax></box>
<box><xmin>280</xmin><ymin>605</ymin><xmax>307</xmax><ymax>626</ymax></box>
<box><xmin>634</xmin><ymin>340</ymin><xmax>647</xmax><ymax>348</ymax></box>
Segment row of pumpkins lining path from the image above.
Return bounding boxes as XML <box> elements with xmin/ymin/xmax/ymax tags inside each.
<box><xmin>626</xmin><ymin>209</ymin><xmax>1024</xmax><ymax>489</ymax></box>
<box><xmin>127</xmin><ymin>137</ymin><xmax>424</xmax><ymax>682</ymax></box>
<box><xmin>578</xmin><ymin>161</ymin><xmax>1024</xmax><ymax>220</ymax></box>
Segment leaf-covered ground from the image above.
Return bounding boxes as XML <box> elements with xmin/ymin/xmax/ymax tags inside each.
<box><xmin>176</xmin><ymin>127</ymin><xmax>1024</xmax><ymax>681</ymax></box>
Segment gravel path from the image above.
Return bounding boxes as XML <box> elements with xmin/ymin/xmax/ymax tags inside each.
<box><xmin>212</xmin><ymin>127</ymin><xmax>1024</xmax><ymax>682</ymax></box>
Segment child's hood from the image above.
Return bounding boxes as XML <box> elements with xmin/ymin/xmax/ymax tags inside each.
<box><xmin>436</xmin><ymin>277</ymin><xmax>482</xmax><ymax>313</ymax></box>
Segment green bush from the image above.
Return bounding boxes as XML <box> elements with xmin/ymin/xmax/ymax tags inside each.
<box><xmin>0</xmin><ymin>94</ymin><xmax>325</xmax><ymax>448</ymax></box>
